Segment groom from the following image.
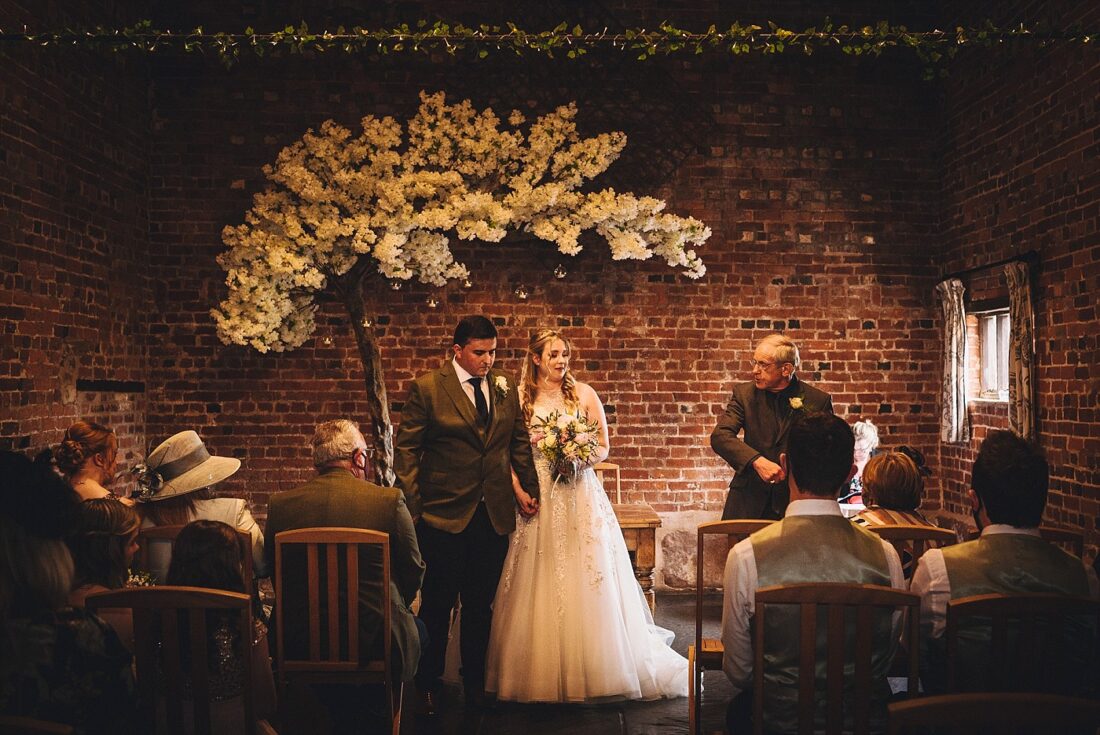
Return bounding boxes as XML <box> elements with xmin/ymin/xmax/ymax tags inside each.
<box><xmin>395</xmin><ymin>315</ymin><xmax>541</xmax><ymax>711</ymax></box>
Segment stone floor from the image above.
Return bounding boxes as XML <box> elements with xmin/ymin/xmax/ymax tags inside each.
<box><xmin>393</xmin><ymin>593</ymin><xmax>734</xmax><ymax>735</ymax></box>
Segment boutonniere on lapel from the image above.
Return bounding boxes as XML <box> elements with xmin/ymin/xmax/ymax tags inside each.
<box><xmin>788</xmin><ymin>397</ymin><xmax>804</xmax><ymax>410</ymax></box>
<box><xmin>494</xmin><ymin>376</ymin><xmax>510</xmax><ymax>400</ymax></box>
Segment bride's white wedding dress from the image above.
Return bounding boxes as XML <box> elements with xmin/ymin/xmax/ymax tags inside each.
<box><xmin>485</xmin><ymin>391</ymin><xmax>688</xmax><ymax>702</ymax></box>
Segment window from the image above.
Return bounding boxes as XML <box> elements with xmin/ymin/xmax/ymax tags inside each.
<box><xmin>977</xmin><ymin>310</ymin><xmax>1010</xmax><ymax>400</ymax></box>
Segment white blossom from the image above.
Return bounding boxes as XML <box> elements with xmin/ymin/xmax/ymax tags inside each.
<box><xmin>213</xmin><ymin>91</ymin><xmax>711</xmax><ymax>352</ymax></box>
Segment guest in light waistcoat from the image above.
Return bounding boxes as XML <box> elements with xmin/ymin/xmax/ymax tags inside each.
<box><xmin>721</xmin><ymin>413</ymin><xmax>904</xmax><ymax>734</ymax></box>
<box><xmin>911</xmin><ymin>429</ymin><xmax>1099</xmax><ymax>694</ymax></box>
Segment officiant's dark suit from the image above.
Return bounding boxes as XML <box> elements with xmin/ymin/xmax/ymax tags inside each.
<box><xmin>711</xmin><ymin>334</ymin><xmax>833</xmax><ymax>520</ymax></box>
<box><xmin>395</xmin><ymin>315</ymin><xmax>540</xmax><ymax>704</ymax></box>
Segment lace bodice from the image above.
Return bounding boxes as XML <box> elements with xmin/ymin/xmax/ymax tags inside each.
<box><xmin>529</xmin><ymin>388</ymin><xmax>573</xmax><ymax>426</ymax></box>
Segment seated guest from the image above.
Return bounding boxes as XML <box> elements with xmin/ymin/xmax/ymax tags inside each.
<box><xmin>67</xmin><ymin>497</ymin><xmax>141</xmax><ymax>651</ymax></box>
<box><xmin>166</xmin><ymin>520</ymin><xmax>277</xmax><ymax>726</ymax></box>
<box><xmin>132</xmin><ymin>430</ymin><xmax>265</xmax><ymax>583</ymax></box>
<box><xmin>0</xmin><ymin>450</ymin><xmax>137</xmax><ymax>734</ymax></box>
<box><xmin>56</xmin><ymin>420</ymin><xmax>132</xmax><ymax>504</ymax></box>
<box><xmin>854</xmin><ymin>449</ymin><xmax>945</xmax><ymax>578</ymax></box>
<box><xmin>721</xmin><ymin>413</ymin><xmax>904</xmax><ymax>734</ymax></box>
<box><xmin>265</xmin><ymin>419</ymin><xmax>424</xmax><ymax>726</ymax></box>
<box><xmin>855</xmin><ymin>450</ymin><xmax>933</xmax><ymax>528</ymax></box>
<box><xmin>911</xmin><ymin>430</ymin><xmax>1099</xmax><ymax>695</ymax></box>
<box><xmin>841</xmin><ymin>419</ymin><xmax>880</xmax><ymax>502</ymax></box>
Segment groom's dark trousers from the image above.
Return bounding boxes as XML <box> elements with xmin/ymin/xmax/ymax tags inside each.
<box><xmin>415</xmin><ymin>503</ymin><xmax>508</xmax><ymax>692</ymax></box>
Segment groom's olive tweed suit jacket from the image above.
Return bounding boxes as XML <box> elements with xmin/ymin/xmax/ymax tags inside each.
<box><xmin>394</xmin><ymin>362</ymin><xmax>540</xmax><ymax>535</ymax></box>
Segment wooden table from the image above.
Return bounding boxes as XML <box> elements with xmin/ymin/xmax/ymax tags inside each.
<box><xmin>612</xmin><ymin>502</ymin><xmax>662</xmax><ymax>613</ymax></box>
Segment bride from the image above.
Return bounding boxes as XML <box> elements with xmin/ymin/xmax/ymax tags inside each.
<box><xmin>485</xmin><ymin>329</ymin><xmax>688</xmax><ymax>702</ymax></box>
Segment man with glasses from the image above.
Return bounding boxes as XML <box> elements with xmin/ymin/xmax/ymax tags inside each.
<box><xmin>711</xmin><ymin>333</ymin><xmax>833</xmax><ymax>519</ymax></box>
<box><xmin>264</xmin><ymin>419</ymin><xmax>426</xmax><ymax>723</ymax></box>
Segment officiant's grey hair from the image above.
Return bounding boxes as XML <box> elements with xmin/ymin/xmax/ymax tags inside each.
<box><xmin>759</xmin><ymin>333</ymin><xmax>800</xmax><ymax>369</ymax></box>
<box><xmin>312</xmin><ymin>419</ymin><xmax>364</xmax><ymax>467</ymax></box>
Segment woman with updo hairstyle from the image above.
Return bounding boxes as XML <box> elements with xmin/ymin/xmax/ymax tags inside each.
<box><xmin>56</xmin><ymin>420</ymin><xmax>131</xmax><ymax>504</ymax></box>
<box><xmin>67</xmin><ymin>497</ymin><xmax>141</xmax><ymax>651</ymax></box>
<box><xmin>166</xmin><ymin>520</ymin><xmax>277</xmax><ymax>724</ymax></box>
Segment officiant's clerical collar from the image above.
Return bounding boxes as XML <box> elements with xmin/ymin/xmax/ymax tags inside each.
<box><xmin>772</xmin><ymin>374</ymin><xmax>800</xmax><ymax>397</ymax></box>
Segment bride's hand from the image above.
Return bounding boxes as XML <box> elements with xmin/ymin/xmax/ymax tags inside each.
<box><xmin>515</xmin><ymin>489</ymin><xmax>539</xmax><ymax>517</ymax></box>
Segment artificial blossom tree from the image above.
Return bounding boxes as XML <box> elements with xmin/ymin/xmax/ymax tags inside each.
<box><xmin>213</xmin><ymin>91</ymin><xmax>711</xmax><ymax>484</ymax></box>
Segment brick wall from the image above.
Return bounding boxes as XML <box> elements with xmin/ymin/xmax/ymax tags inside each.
<box><xmin>5</xmin><ymin>1</ymin><xmax>1095</xmax><ymax>570</ymax></box>
<box><xmin>137</xmin><ymin>21</ymin><xmax>942</xmax><ymax>521</ymax></box>
<box><xmin>0</xmin><ymin>0</ymin><xmax>152</xmax><ymax>479</ymax></box>
<box><xmin>938</xmin><ymin>1</ymin><xmax>1100</xmax><ymax>555</ymax></box>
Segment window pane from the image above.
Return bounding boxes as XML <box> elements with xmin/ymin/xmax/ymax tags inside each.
<box><xmin>997</xmin><ymin>313</ymin><xmax>1011</xmax><ymax>393</ymax></box>
<box><xmin>981</xmin><ymin>315</ymin><xmax>997</xmax><ymax>393</ymax></box>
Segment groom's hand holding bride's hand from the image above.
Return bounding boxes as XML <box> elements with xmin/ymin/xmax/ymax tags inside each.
<box><xmin>515</xmin><ymin>489</ymin><xmax>540</xmax><ymax>517</ymax></box>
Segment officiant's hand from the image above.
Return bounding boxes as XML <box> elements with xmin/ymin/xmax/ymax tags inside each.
<box><xmin>515</xmin><ymin>489</ymin><xmax>540</xmax><ymax>517</ymax></box>
<box><xmin>752</xmin><ymin>456</ymin><xmax>786</xmax><ymax>485</ymax></box>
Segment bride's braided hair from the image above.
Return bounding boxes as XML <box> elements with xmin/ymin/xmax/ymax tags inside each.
<box><xmin>520</xmin><ymin>329</ymin><xmax>579</xmax><ymax>422</ymax></box>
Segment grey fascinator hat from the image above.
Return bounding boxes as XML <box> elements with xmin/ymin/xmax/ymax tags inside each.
<box><xmin>131</xmin><ymin>430</ymin><xmax>241</xmax><ymax>502</ymax></box>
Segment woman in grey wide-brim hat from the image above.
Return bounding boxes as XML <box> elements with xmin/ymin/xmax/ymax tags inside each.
<box><xmin>131</xmin><ymin>430</ymin><xmax>266</xmax><ymax>584</ymax></box>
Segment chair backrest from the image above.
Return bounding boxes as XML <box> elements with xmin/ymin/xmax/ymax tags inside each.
<box><xmin>695</xmin><ymin>520</ymin><xmax>775</xmax><ymax>658</ymax></box>
<box><xmin>0</xmin><ymin>716</ymin><xmax>75</xmax><ymax>734</ymax></box>
<box><xmin>865</xmin><ymin>524</ymin><xmax>957</xmax><ymax>566</ymax></box>
<box><xmin>1038</xmin><ymin>525</ymin><xmax>1085</xmax><ymax>558</ymax></box>
<box><xmin>888</xmin><ymin>692</ymin><xmax>1100</xmax><ymax>735</ymax></box>
<box><xmin>137</xmin><ymin>524</ymin><xmax>254</xmax><ymax>593</ymax></box>
<box><xmin>86</xmin><ymin>586</ymin><xmax>258</xmax><ymax>735</ymax></box>
<box><xmin>593</xmin><ymin>461</ymin><xmax>622</xmax><ymax>503</ymax></box>
<box><xmin>752</xmin><ymin>583</ymin><xmax>920</xmax><ymax>735</ymax></box>
<box><xmin>945</xmin><ymin>592</ymin><xmax>1100</xmax><ymax>695</ymax></box>
<box><xmin>273</xmin><ymin>527</ymin><xmax>391</xmax><ymax>678</ymax></box>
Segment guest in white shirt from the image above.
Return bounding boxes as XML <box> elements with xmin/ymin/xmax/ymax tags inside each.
<box><xmin>911</xmin><ymin>429</ymin><xmax>1099</xmax><ymax>694</ymax></box>
<box><xmin>721</xmin><ymin>413</ymin><xmax>904</xmax><ymax>734</ymax></box>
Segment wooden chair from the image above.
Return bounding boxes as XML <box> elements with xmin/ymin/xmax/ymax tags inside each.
<box><xmin>0</xmin><ymin>716</ymin><xmax>74</xmax><ymax>735</ymax></box>
<box><xmin>688</xmin><ymin>519</ymin><xmax>775</xmax><ymax>735</ymax></box>
<box><xmin>273</xmin><ymin>528</ymin><xmax>401</xmax><ymax>735</ymax></box>
<box><xmin>593</xmin><ymin>461</ymin><xmax>622</xmax><ymax>503</ymax></box>
<box><xmin>945</xmin><ymin>592</ymin><xmax>1100</xmax><ymax>695</ymax></box>
<box><xmin>866</xmin><ymin>524</ymin><xmax>957</xmax><ymax>567</ymax></box>
<box><xmin>1038</xmin><ymin>525</ymin><xmax>1085</xmax><ymax>558</ymax></box>
<box><xmin>752</xmin><ymin>583</ymin><xmax>920</xmax><ymax>735</ymax></box>
<box><xmin>86</xmin><ymin>586</ymin><xmax>275</xmax><ymax>735</ymax></box>
<box><xmin>888</xmin><ymin>692</ymin><xmax>1100</xmax><ymax>734</ymax></box>
<box><xmin>137</xmin><ymin>524</ymin><xmax>255</xmax><ymax>593</ymax></box>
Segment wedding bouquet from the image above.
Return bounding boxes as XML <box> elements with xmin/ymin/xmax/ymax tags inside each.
<box><xmin>530</xmin><ymin>410</ymin><xmax>601</xmax><ymax>481</ymax></box>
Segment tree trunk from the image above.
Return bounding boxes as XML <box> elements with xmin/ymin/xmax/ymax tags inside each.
<box><xmin>342</xmin><ymin>278</ymin><xmax>395</xmax><ymax>487</ymax></box>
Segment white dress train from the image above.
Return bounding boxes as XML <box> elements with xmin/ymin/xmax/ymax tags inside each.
<box><xmin>485</xmin><ymin>393</ymin><xmax>688</xmax><ymax>702</ymax></box>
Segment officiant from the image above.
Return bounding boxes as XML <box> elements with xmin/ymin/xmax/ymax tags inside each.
<box><xmin>711</xmin><ymin>333</ymin><xmax>833</xmax><ymax>519</ymax></box>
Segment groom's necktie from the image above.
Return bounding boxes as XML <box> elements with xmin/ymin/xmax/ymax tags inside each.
<box><xmin>469</xmin><ymin>377</ymin><xmax>489</xmax><ymax>426</ymax></box>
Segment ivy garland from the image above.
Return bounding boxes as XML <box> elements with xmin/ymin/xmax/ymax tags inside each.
<box><xmin>1</xmin><ymin>19</ymin><xmax>1093</xmax><ymax>77</ymax></box>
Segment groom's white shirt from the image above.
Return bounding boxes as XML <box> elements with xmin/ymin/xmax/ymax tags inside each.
<box><xmin>452</xmin><ymin>358</ymin><xmax>491</xmax><ymax>409</ymax></box>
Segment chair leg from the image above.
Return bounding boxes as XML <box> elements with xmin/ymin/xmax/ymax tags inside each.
<box><xmin>688</xmin><ymin>645</ymin><xmax>699</xmax><ymax>735</ymax></box>
<box><xmin>391</xmin><ymin>681</ymin><xmax>403</xmax><ymax>735</ymax></box>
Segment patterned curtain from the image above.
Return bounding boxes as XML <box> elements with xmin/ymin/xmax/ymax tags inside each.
<box><xmin>1005</xmin><ymin>262</ymin><xmax>1037</xmax><ymax>440</ymax></box>
<box><xmin>936</xmin><ymin>278</ymin><xmax>970</xmax><ymax>443</ymax></box>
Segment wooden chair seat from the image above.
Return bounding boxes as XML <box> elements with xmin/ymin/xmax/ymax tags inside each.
<box><xmin>689</xmin><ymin>519</ymin><xmax>775</xmax><ymax>735</ymax></box>
<box><xmin>945</xmin><ymin>592</ymin><xmax>1099</xmax><ymax>696</ymax></box>
<box><xmin>273</xmin><ymin>528</ymin><xmax>402</xmax><ymax>735</ymax></box>
<box><xmin>86</xmin><ymin>586</ymin><xmax>275</xmax><ymax>735</ymax></box>
<box><xmin>888</xmin><ymin>692</ymin><xmax>1100</xmax><ymax>734</ymax></box>
<box><xmin>753</xmin><ymin>583</ymin><xmax>920</xmax><ymax>735</ymax></box>
<box><xmin>137</xmin><ymin>524</ymin><xmax>255</xmax><ymax>594</ymax></box>
<box><xmin>865</xmin><ymin>524</ymin><xmax>956</xmax><ymax>570</ymax></box>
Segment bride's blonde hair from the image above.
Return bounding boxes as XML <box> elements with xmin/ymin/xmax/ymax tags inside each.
<box><xmin>520</xmin><ymin>329</ymin><xmax>579</xmax><ymax>421</ymax></box>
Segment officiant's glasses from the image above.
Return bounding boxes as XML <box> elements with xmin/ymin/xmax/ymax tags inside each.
<box><xmin>750</xmin><ymin>360</ymin><xmax>777</xmax><ymax>370</ymax></box>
